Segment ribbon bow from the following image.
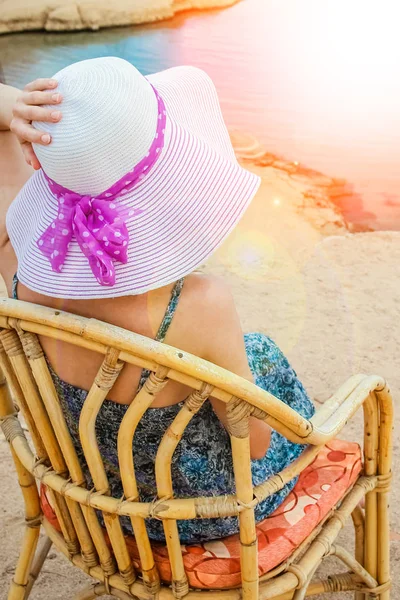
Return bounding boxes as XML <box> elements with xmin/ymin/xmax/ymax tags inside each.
<box><xmin>37</xmin><ymin>192</ymin><xmax>136</xmax><ymax>286</ymax></box>
<box><xmin>37</xmin><ymin>84</ymin><xmax>167</xmax><ymax>286</ymax></box>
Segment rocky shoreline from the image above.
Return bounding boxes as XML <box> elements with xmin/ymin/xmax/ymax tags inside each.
<box><xmin>0</xmin><ymin>0</ymin><xmax>239</xmax><ymax>34</ymax></box>
<box><xmin>230</xmin><ymin>130</ymin><xmax>369</xmax><ymax>236</ymax></box>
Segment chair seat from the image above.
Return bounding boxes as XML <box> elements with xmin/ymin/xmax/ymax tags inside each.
<box><xmin>41</xmin><ymin>439</ymin><xmax>362</xmax><ymax>590</ymax></box>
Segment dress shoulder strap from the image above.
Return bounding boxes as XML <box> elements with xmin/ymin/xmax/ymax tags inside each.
<box><xmin>155</xmin><ymin>277</ymin><xmax>185</xmax><ymax>343</ymax></box>
<box><xmin>137</xmin><ymin>277</ymin><xmax>185</xmax><ymax>392</ymax></box>
<box><xmin>12</xmin><ymin>273</ymin><xmax>19</xmax><ymax>300</ymax></box>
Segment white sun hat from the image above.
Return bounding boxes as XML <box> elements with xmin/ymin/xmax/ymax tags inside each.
<box><xmin>7</xmin><ymin>57</ymin><xmax>260</xmax><ymax>299</ymax></box>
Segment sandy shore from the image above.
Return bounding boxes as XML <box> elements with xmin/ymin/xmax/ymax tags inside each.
<box><xmin>1</xmin><ymin>133</ymin><xmax>400</xmax><ymax>598</ymax></box>
<box><xmin>0</xmin><ymin>0</ymin><xmax>239</xmax><ymax>34</ymax></box>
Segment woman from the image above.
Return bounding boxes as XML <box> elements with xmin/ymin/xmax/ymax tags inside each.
<box><xmin>0</xmin><ymin>58</ymin><xmax>314</xmax><ymax>543</ymax></box>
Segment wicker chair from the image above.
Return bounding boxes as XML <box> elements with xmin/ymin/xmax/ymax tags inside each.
<box><xmin>0</xmin><ymin>296</ymin><xmax>393</xmax><ymax>600</ymax></box>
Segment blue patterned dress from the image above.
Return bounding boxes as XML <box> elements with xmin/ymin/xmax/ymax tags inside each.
<box><xmin>13</xmin><ymin>274</ymin><xmax>315</xmax><ymax>544</ymax></box>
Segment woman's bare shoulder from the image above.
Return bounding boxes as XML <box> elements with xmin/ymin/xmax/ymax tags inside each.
<box><xmin>181</xmin><ymin>272</ymin><xmax>233</xmax><ymax>301</ymax></box>
<box><xmin>178</xmin><ymin>272</ymin><xmax>237</xmax><ymax>325</ymax></box>
<box><xmin>172</xmin><ymin>273</ymin><xmax>251</xmax><ymax>377</ymax></box>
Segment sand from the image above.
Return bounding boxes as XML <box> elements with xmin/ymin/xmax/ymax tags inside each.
<box><xmin>1</xmin><ymin>133</ymin><xmax>400</xmax><ymax>598</ymax></box>
<box><xmin>0</xmin><ymin>0</ymin><xmax>240</xmax><ymax>34</ymax></box>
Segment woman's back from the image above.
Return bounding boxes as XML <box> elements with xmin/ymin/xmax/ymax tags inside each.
<box><xmin>10</xmin><ymin>267</ymin><xmax>314</xmax><ymax>544</ymax></box>
<box><xmin>9</xmin><ymin>270</ymin><xmax>254</xmax><ymax>408</ymax></box>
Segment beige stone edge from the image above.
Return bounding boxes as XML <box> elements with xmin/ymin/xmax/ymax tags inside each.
<box><xmin>0</xmin><ymin>0</ymin><xmax>240</xmax><ymax>35</ymax></box>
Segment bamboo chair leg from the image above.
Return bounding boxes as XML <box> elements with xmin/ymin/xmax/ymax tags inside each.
<box><xmin>363</xmin><ymin>393</ymin><xmax>379</xmax><ymax>588</ymax></box>
<box><xmin>375</xmin><ymin>385</ymin><xmax>393</xmax><ymax>600</ymax></box>
<box><xmin>0</xmin><ymin>365</ymin><xmax>42</xmax><ymax>600</ymax></box>
<box><xmin>8</xmin><ymin>525</ymin><xmax>40</xmax><ymax>600</ymax></box>
<box><xmin>362</xmin><ymin>384</ymin><xmax>393</xmax><ymax>600</ymax></box>
<box><xmin>24</xmin><ymin>536</ymin><xmax>53</xmax><ymax>598</ymax></box>
<box><xmin>376</xmin><ymin>492</ymin><xmax>391</xmax><ymax>600</ymax></box>
<box><xmin>6</xmin><ymin>446</ymin><xmax>42</xmax><ymax>600</ymax></box>
<box><xmin>352</xmin><ymin>506</ymin><xmax>366</xmax><ymax>600</ymax></box>
<box><xmin>352</xmin><ymin>506</ymin><xmax>365</xmax><ymax>566</ymax></box>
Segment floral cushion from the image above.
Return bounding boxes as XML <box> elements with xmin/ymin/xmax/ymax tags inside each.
<box><xmin>41</xmin><ymin>439</ymin><xmax>361</xmax><ymax>590</ymax></box>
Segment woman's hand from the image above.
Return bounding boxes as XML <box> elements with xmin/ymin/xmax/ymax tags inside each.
<box><xmin>10</xmin><ymin>78</ymin><xmax>62</xmax><ymax>170</ymax></box>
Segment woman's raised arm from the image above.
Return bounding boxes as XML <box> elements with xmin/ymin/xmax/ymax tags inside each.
<box><xmin>199</xmin><ymin>276</ymin><xmax>273</xmax><ymax>460</ymax></box>
<box><xmin>1</xmin><ymin>78</ymin><xmax>62</xmax><ymax>169</ymax></box>
<box><xmin>0</xmin><ymin>83</ymin><xmax>20</xmax><ymax>131</ymax></box>
<box><xmin>0</xmin><ymin>79</ymin><xmax>62</xmax><ymax>252</ymax></box>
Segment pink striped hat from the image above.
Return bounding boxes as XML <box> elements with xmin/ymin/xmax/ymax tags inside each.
<box><xmin>7</xmin><ymin>57</ymin><xmax>261</xmax><ymax>299</ymax></box>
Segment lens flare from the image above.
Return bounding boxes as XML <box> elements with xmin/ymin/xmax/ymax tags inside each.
<box><xmin>208</xmin><ymin>230</ymin><xmax>306</xmax><ymax>351</ymax></box>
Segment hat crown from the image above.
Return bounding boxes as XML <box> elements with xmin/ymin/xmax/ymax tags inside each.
<box><xmin>33</xmin><ymin>57</ymin><xmax>158</xmax><ymax>195</ymax></box>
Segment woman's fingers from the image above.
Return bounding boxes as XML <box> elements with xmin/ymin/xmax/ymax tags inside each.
<box><xmin>10</xmin><ymin>117</ymin><xmax>51</xmax><ymax>145</ymax></box>
<box><xmin>24</xmin><ymin>78</ymin><xmax>58</xmax><ymax>92</ymax></box>
<box><xmin>21</xmin><ymin>142</ymin><xmax>41</xmax><ymax>170</ymax></box>
<box><xmin>9</xmin><ymin>78</ymin><xmax>61</xmax><ymax>170</ymax></box>
<box><xmin>13</xmin><ymin>103</ymin><xmax>61</xmax><ymax>123</ymax></box>
<box><xmin>21</xmin><ymin>90</ymin><xmax>62</xmax><ymax>106</ymax></box>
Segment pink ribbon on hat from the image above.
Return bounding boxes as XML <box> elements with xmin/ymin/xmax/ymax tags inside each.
<box><xmin>37</xmin><ymin>85</ymin><xmax>167</xmax><ymax>286</ymax></box>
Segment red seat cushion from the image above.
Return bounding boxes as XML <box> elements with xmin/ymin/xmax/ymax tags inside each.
<box><xmin>41</xmin><ymin>439</ymin><xmax>362</xmax><ymax>589</ymax></box>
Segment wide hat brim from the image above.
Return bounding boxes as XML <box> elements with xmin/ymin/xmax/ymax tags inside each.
<box><xmin>7</xmin><ymin>66</ymin><xmax>261</xmax><ymax>299</ymax></box>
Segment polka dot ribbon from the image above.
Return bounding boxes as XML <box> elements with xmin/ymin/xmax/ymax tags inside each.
<box><xmin>37</xmin><ymin>85</ymin><xmax>167</xmax><ymax>287</ymax></box>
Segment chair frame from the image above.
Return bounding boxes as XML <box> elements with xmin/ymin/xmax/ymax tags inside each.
<box><xmin>0</xmin><ymin>296</ymin><xmax>393</xmax><ymax>600</ymax></box>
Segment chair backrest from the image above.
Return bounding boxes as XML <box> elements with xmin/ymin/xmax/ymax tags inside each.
<box><xmin>0</xmin><ymin>297</ymin><xmax>315</xmax><ymax>599</ymax></box>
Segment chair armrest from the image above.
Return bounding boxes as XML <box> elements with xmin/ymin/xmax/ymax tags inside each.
<box><xmin>247</xmin><ymin>374</ymin><xmax>387</xmax><ymax>447</ymax></box>
<box><xmin>308</xmin><ymin>374</ymin><xmax>387</xmax><ymax>444</ymax></box>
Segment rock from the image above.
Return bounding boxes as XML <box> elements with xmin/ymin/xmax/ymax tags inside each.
<box><xmin>77</xmin><ymin>1</ymin><xmax>174</xmax><ymax>30</ymax></box>
<box><xmin>255</xmin><ymin>155</ymin><xmax>275</xmax><ymax>167</ymax></box>
<box><xmin>46</xmin><ymin>4</ymin><xmax>84</xmax><ymax>31</ymax></box>
<box><xmin>0</xmin><ymin>0</ymin><xmax>64</xmax><ymax>33</ymax></box>
<box><xmin>76</xmin><ymin>4</ymin><xmax>100</xmax><ymax>30</ymax></box>
<box><xmin>290</xmin><ymin>173</ymin><xmax>333</xmax><ymax>187</ymax></box>
<box><xmin>173</xmin><ymin>0</ymin><xmax>238</xmax><ymax>8</ymax></box>
<box><xmin>273</xmin><ymin>160</ymin><xmax>297</xmax><ymax>173</ymax></box>
<box><xmin>0</xmin><ymin>0</ymin><xmax>239</xmax><ymax>34</ymax></box>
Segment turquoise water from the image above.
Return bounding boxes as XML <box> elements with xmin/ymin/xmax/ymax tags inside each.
<box><xmin>1</xmin><ymin>0</ymin><xmax>400</xmax><ymax>230</ymax></box>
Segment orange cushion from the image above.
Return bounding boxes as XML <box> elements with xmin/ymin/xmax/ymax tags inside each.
<box><xmin>41</xmin><ymin>439</ymin><xmax>361</xmax><ymax>589</ymax></box>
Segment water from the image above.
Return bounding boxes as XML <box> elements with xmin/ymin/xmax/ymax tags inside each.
<box><xmin>1</xmin><ymin>0</ymin><xmax>400</xmax><ymax>230</ymax></box>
